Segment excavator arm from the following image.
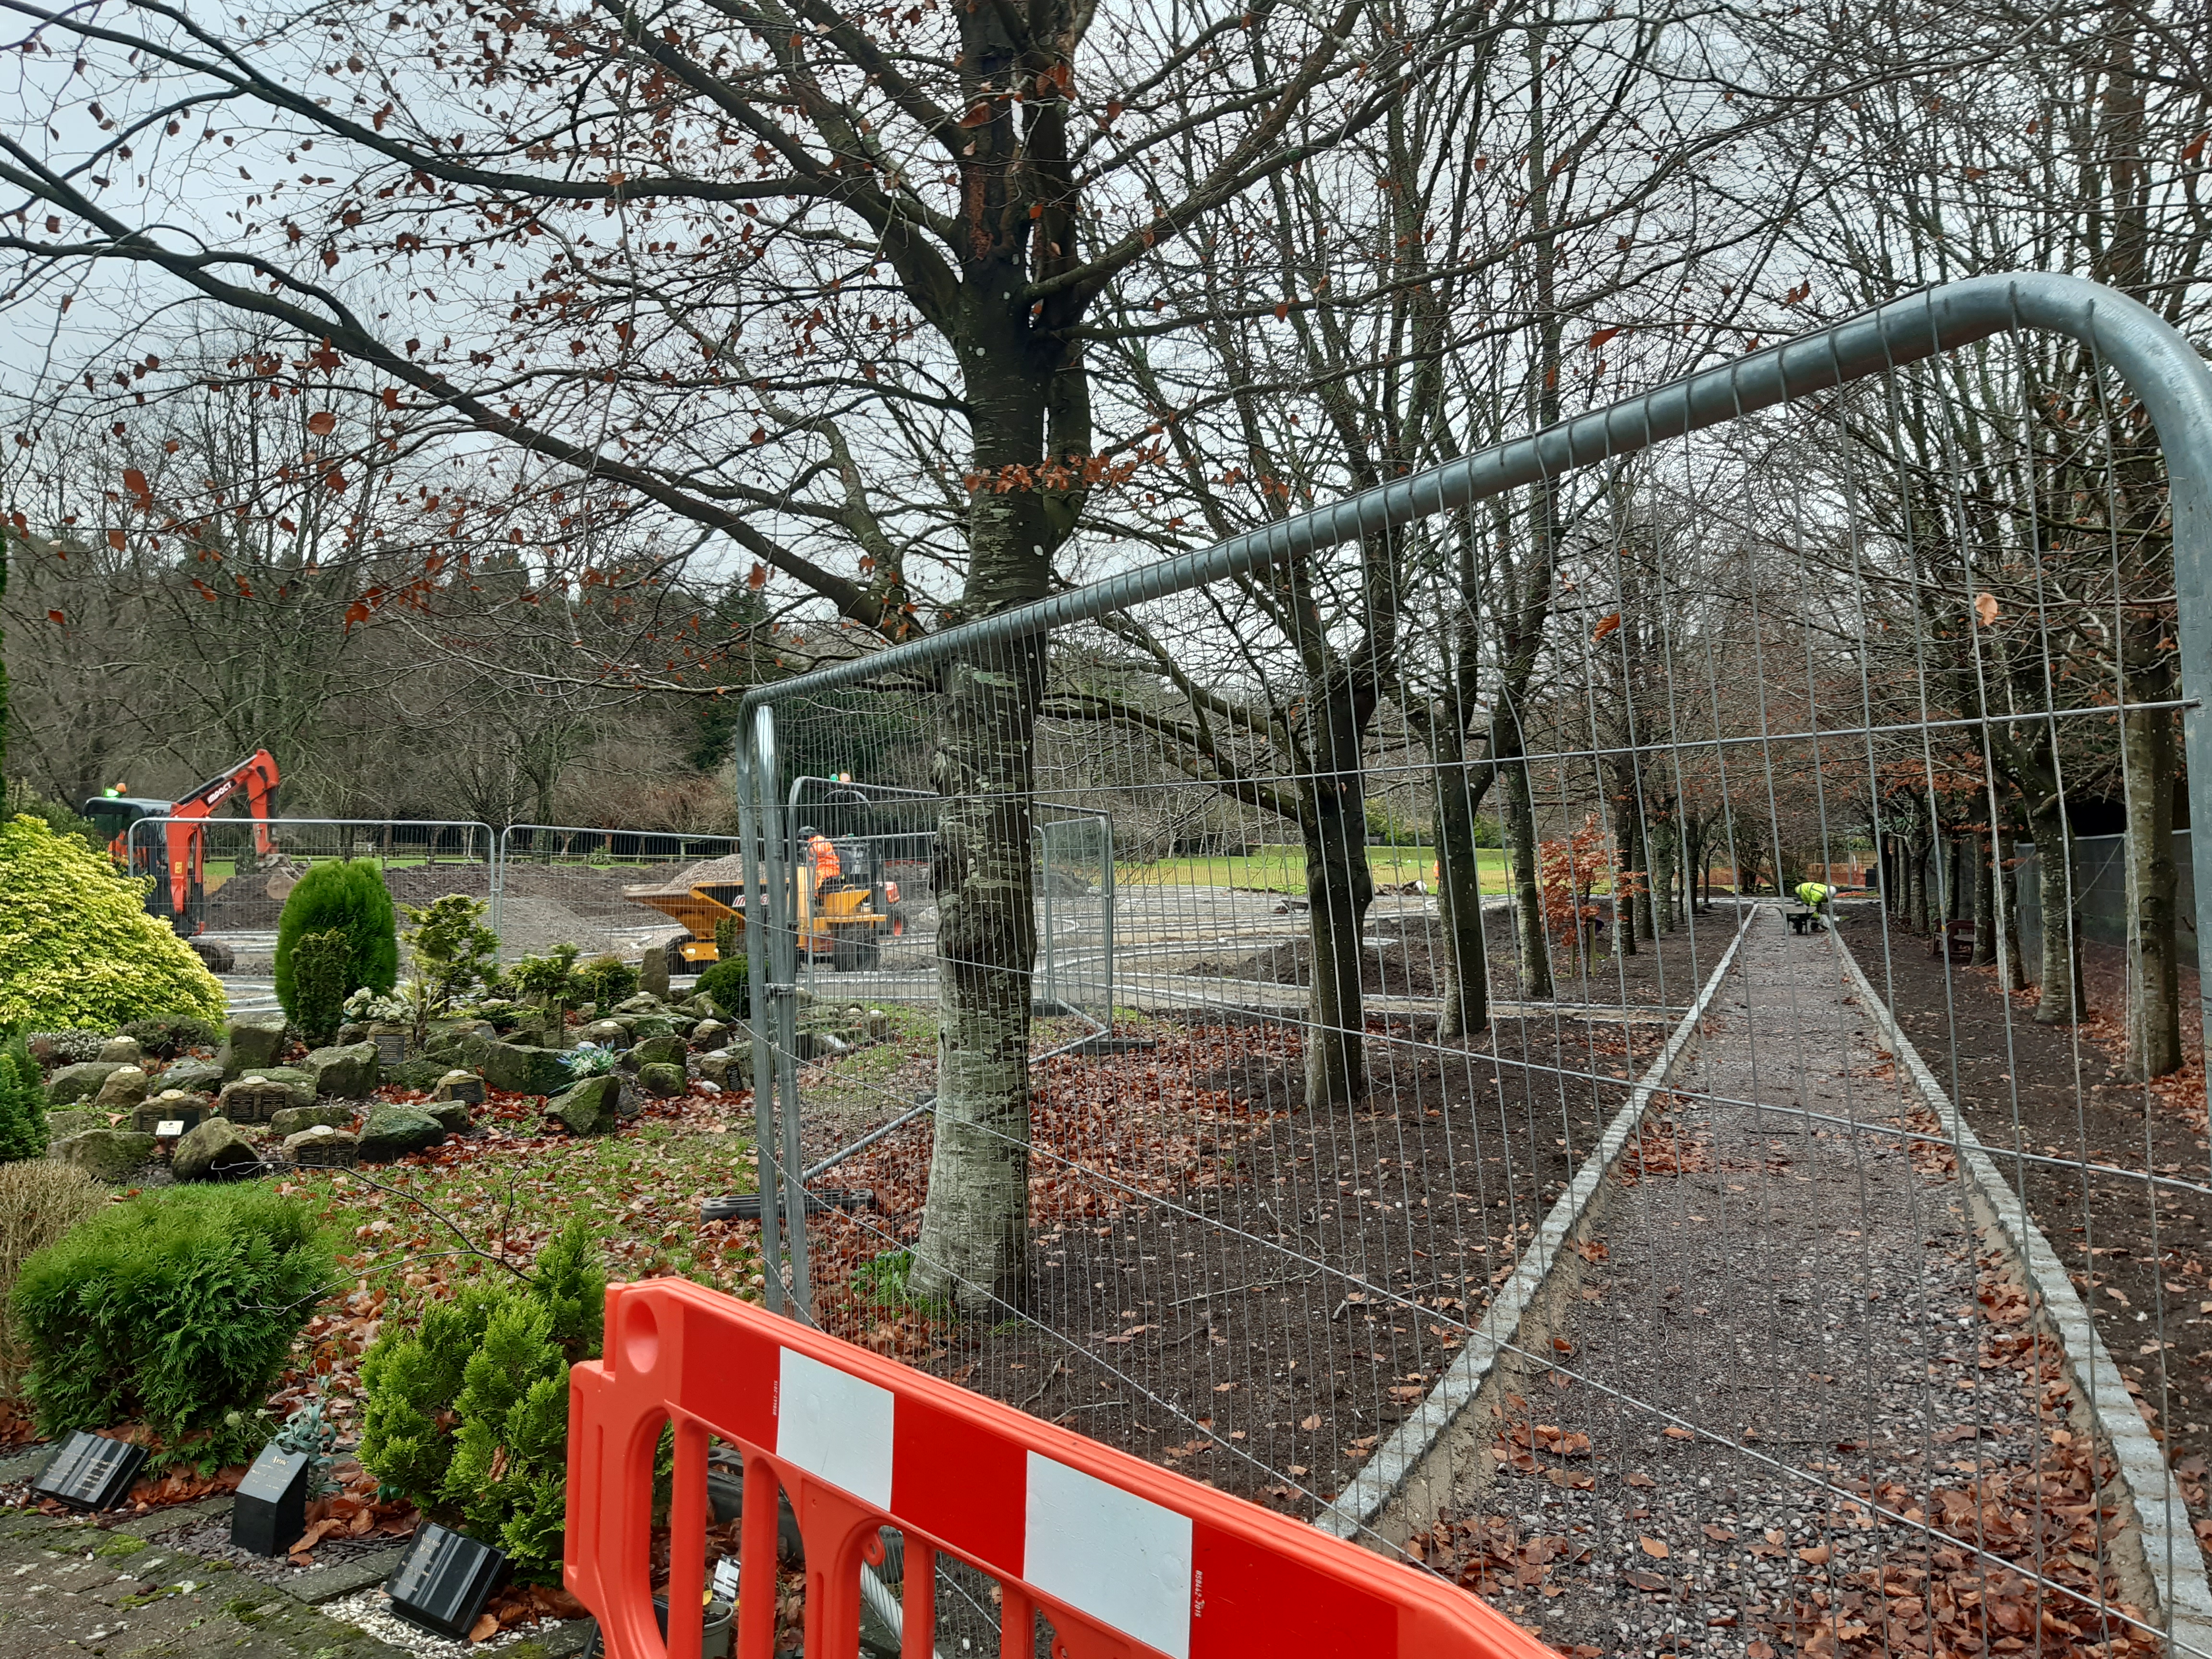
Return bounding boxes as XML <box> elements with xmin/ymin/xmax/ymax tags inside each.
<box><xmin>87</xmin><ymin>750</ymin><xmax>282</xmax><ymax>936</ymax></box>
<box><xmin>171</xmin><ymin>750</ymin><xmax>281</xmax><ymax>854</ymax></box>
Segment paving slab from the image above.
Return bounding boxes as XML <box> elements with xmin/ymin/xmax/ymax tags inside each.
<box><xmin>0</xmin><ymin>1506</ymin><xmax>408</xmax><ymax>1658</ymax></box>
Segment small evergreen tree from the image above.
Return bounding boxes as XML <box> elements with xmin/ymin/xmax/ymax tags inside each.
<box><xmin>357</xmin><ymin>1217</ymin><xmax>605</xmax><ymax>1581</ymax></box>
<box><xmin>289</xmin><ymin>929</ymin><xmax>352</xmax><ymax>1046</ymax></box>
<box><xmin>0</xmin><ymin>1033</ymin><xmax>48</xmax><ymax>1163</ymax></box>
<box><xmin>274</xmin><ymin>861</ymin><xmax>398</xmax><ymax>1023</ymax></box>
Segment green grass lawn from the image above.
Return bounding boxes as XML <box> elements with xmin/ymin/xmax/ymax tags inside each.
<box><xmin>1118</xmin><ymin>843</ymin><xmax>1513</xmax><ymax>893</ymax></box>
<box><xmin>280</xmin><ymin>1113</ymin><xmax>765</xmax><ymax>1310</ymax></box>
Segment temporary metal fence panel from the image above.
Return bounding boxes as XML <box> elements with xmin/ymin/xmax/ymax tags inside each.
<box><xmin>779</xmin><ymin>775</ymin><xmax>1117</xmax><ymax>1019</ymax></box>
<box><xmin>123</xmin><ymin>816</ymin><xmax>495</xmax><ymax>967</ymax></box>
<box><xmin>491</xmin><ymin>823</ymin><xmax>745</xmax><ymax>967</ymax></box>
<box><xmin>720</xmin><ymin>274</ymin><xmax>2212</xmax><ymax>1659</ymax></box>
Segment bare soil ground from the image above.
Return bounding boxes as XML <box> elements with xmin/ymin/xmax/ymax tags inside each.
<box><xmin>1840</xmin><ymin>908</ymin><xmax>2212</xmax><ymax>1555</ymax></box>
<box><xmin>775</xmin><ymin>903</ymin><xmax>1743</xmax><ymax>1517</ymax></box>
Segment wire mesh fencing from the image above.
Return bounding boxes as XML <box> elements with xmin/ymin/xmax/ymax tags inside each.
<box><xmin>122</xmin><ymin>816</ymin><xmax>496</xmax><ymax>978</ymax></box>
<box><xmin>727</xmin><ymin>276</ymin><xmax>2212</xmax><ymax>1659</ymax></box>
<box><xmin>491</xmin><ymin>823</ymin><xmax>750</xmax><ymax>970</ymax></box>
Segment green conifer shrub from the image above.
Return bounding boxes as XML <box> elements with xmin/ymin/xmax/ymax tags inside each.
<box><xmin>288</xmin><ymin>929</ymin><xmax>352</xmax><ymax>1046</ymax></box>
<box><xmin>0</xmin><ymin>816</ymin><xmax>227</xmax><ymax>1032</ymax></box>
<box><xmin>693</xmin><ymin>955</ymin><xmax>751</xmax><ymax>1020</ymax></box>
<box><xmin>11</xmin><ymin>1185</ymin><xmax>330</xmax><ymax>1471</ymax></box>
<box><xmin>573</xmin><ymin>954</ymin><xmax>640</xmax><ymax>1009</ymax></box>
<box><xmin>357</xmin><ymin>1217</ymin><xmax>606</xmax><ymax>1580</ymax></box>
<box><xmin>273</xmin><ymin>861</ymin><xmax>398</xmax><ymax>1024</ymax></box>
<box><xmin>0</xmin><ymin>1033</ymin><xmax>48</xmax><ymax>1163</ymax></box>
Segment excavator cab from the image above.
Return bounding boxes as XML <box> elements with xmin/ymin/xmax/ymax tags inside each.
<box><xmin>86</xmin><ymin>796</ymin><xmax>210</xmax><ymax>932</ymax></box>
<box><xmin>84</xmin><ymin>750</ymin><xmax>280</xmax><ymax>936</ymax></box>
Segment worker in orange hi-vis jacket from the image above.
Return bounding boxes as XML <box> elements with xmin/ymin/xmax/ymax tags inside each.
<box><xmin>801</xmin><ymin>826</ymin><xmax>842</xmax><ymax>891</ymax></box>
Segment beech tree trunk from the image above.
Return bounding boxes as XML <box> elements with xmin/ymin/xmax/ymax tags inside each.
<box><xmin>1504</xmin><ymin>752</ymin><xmax>1551</xmax><ymax>999</ymax></box>
<box><xmin>909</xmin><ymin>361</ymin><xmax>1063</xmax><ymax>1308</ymax></box>
<box><xmin>2027</xmin><ymin>808</ymin><xmax>2085</xmax><ymax>1024</ymax></box>
<box><xmin>1432</xmin><ymin>739</ymin><xmax>1491</xmax><ymax>1041</ymax></box>
<box><xmin>1972</xmin><ymin>824</ymin><xmax>1997</xmax><ymax>967</ymax></box>
<box><xmin>1303</xmin><ymin>686</ymin><xmax>1374</xmax><ymax>1108</ymax></box>
<box><xmin>2122</xmin><ymin>703</ymin><xmax>2181</xmax><ymax>1079</ymax></box>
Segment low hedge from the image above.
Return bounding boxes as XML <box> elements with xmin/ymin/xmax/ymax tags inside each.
<box><xmin>12</xmin><ymin>1184</ymin><xmax>330</xmax><ymax>1471</ymax></box>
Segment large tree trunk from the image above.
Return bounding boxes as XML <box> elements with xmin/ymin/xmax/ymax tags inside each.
<box><xmin>1908</xmin><ymin>835</ymin><xmax>1929</xmax><ymax>935</ymax></box>
<box><xmin>1611</xmin><ymin>784</ymin><xmax>1639</xmax><ymax>958</ymax></box>
<box><xmin>2027</xmin><ymin>807</ymin><xmax>2085</xmax><ymax>1024</ymax></box>
<box><xmin>910</xmin><ymin>640</ymin><xmax>1043</xmax><ymax>1310</ymax></box>
<box><xmin>1996</xmin><ymin>818</ymin><xmax>2029</xmax><ymax>992</ymax></box>
<box><xmin>909</xmin><ymin>363</ymin><xmax>1058</xmax><ymax>1310</ymax></box>
<box><xmin>1432</xmin><ymin>740</ymin><xmax>1491</xmax><ymax>1041</ymax></box>
<box><xmin>1504</xmin><ymin>750</ymin><xmax>1551</xmax><ymax>999</ymax></box>
<box><xmin>2122</xmin><ymin>704</ymin><xmax>2181</xmax><ymax>1079</ymax></box>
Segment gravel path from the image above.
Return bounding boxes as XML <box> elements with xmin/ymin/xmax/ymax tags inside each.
<box><xmin>1429</xmin><ymin>911</ymin><xmax>2163</xmax><ymax>1659</ymax></box>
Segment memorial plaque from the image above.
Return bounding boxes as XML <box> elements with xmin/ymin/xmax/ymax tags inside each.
<box><xmin>385</xmin><ymin>1521</ymin><xmax>505</xmax><ymax>1639</ymax></box>
<box><xmin>373</xmin><ymin>1030</ymin><xmax>410</xmax><ymax>1066</ymax></box>
<box><xmin>218</xmin><ymin>1081</ymin><xmax>290</xmax><ymax>1124</ymax></box>
<box><xmin>231</xmin><ymin>1443</ymin><xmax>313</xmax><ymax>1556</ymax></box>
<box><xmin>433</xmin><ymin>1071</ymin><xmax>486</xmax><ymax>1106</ymax></box>
<box><xmin>31</xmin><ymin>1432</ymin><xmax>146</xmax><ymax>1511</ymax></box>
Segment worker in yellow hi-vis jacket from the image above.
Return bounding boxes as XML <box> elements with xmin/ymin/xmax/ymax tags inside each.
<box><xmin>1793</xmin><ymin>879</ymin><xmax>1835</xmax><ymax>931</ymax></box>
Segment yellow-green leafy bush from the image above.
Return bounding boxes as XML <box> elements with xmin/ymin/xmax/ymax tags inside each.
<box><xmin>0</xmin><ymin>815</ymin><xmax>226</xmax><ymax>1032</ymax></box>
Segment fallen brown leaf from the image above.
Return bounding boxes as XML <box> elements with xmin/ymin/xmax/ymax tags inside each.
<box><xmin>1640</xmin><ymin>1538</ymin><xmax>1670</xmax><ymax>1559</ymax></box>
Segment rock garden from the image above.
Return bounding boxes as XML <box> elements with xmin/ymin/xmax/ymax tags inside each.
<box><xmin>0</xmin><ymin>806</ymin><xmax>908</xmax><ymax>1652</ymax></box>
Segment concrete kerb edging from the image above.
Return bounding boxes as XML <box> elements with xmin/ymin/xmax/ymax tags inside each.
<box><xmin>1314</xmin><ymin>902</ymin><xmax>1758</xmax><ymax>1543</ymax></box>
<box><xmin>1835</xmin><ymin>941</ymin><xmax>2212</xmax><ymax>1656</ymax></box>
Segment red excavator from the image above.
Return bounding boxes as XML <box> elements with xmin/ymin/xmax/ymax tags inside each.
<box><xmin>84</xmin><ymin>750</ymin><xmax>281</xmax><ymax>935</ymax></box>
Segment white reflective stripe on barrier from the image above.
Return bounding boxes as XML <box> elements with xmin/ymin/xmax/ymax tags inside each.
<box><xmin>776</xmin><ymin>1347</ymin><xmax>895</xmax><ymax>1509</ymax></box>
<box><xmin>1023</xmin><ymin>1451</ymin><xmax>1195</xmax><ymax>1659</ymax></box>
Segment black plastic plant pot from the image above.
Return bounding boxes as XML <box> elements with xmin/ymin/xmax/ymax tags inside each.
<box><xmin>31</xmin><ymin>1432</ymin><xmax>146</xmax><ymax>1511</ymax></box>
<box><xmin>231</xmin><ymin>1443</ymin><xmax>313</xmax><ymax>1556</ymax></box>
<box><xmin>385</xmin><ymin>1521</ymin><xmax>506</xmax><ymax>1639</ymax></box>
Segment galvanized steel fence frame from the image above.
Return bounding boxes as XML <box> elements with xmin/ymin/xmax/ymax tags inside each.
<box><xmin>730</xmin><ymin>273</ymin><xmax>2212</xmax><ymax>1652</ymax></box>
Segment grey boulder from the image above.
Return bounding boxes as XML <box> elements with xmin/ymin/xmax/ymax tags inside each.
<box><xmin>159</xmin><ymin>1058</ymin><xmax>225</xmax><ymax>1095</ymax></box>
<box><xmin>425</xmin><ymin>1099</ymin><xmax>474</xmax><ymax>1133</ymax></box>
<box><xmin>637</xmin><ymin>1062</ymin><xmax>685</xmax><ymax>1098</ymax></box>
<box><xmin>96</xmin><ymin>1036</ymin><xmax>143</xmax><ymax>1066</ymax></box>
<box><xmin>268</xmin><ymin>1104</ymin><xmax>356</xmax><ymax>1138</ymax></box>
<box><xmin>52</xmin><ymin>1129</ymin><xmax>157</xmax><ymax>1181</ymax></box>
<box><xmin>172</xmin><ymin>1117</ymin><xmax>261</xmax><ymax>1182</ymax></box>
<box><xmin>465</xmin><ymin>1039</ymin><xmax>570</xmax><ymax>1096</ymax></box>
<box><xmin>91</xmin><ymin>1066</ymin><xmax>152</xmax><ymax>1109</ymax></box>
<box><xmin>631</xmin><ymin>1033</ymin><xmax>687</xmax><ymax>1070</ymax></box>
<box><xmin>218</xmin><ymin>1015</ymin><xmax>289</xmax><ymax>1078</ymax></box>
<box><xmin>301</xmin><ymin>1042</ymin><xmax>378</xmax><ymax>1097</ymax></box>
<box><xmin>355</xmin><ymin>1106</ymin><xmax>448</xmax><ymax>1164</ymax></box>
<box><xmin>43</xmin><ymin>1061</ymin><xmax>124</xmax><ymax>1106</ymax></box>
<box><xmin>694</xmin><ymin>1049</ymin><xmax>753</xmax><ymax>1090</ymax></box>
<box><xmin>547</xmin><ymin>1076</ymin><xmax>622</xmax><ymax>1135</ymax></box>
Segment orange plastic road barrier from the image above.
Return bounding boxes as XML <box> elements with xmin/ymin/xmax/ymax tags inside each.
<box><xmin>567</xmin><ymin>1278</ymin><xmax>1558</xmax><ymax>1659</ymax></box>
